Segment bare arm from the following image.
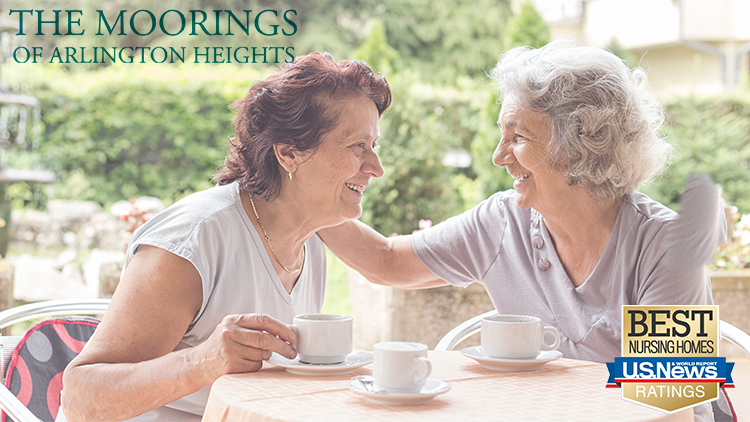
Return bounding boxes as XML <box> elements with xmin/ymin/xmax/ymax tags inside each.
<box><xmin>318</xmin><ymin>220</ymin><xmax>447</xmax><ymax>289</ymax></box>
<box><xmin>61</xmin><ymin>246</ymin><xmax>298</xmax><ymax>422</ymax></box>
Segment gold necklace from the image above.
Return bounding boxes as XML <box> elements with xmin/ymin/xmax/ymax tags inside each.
<box><xmin>247</xmin><ymin>190</ymin><xmax>305</xmax><ymax>274</ymax></box>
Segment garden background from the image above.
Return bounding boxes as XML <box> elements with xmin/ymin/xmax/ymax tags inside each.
<box><xmin>1</xmin><ymin>0</ymin><xmax>750</xmax><ymax>318</ymax></box>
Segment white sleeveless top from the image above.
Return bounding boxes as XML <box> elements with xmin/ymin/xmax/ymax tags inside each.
<box><xmin>60</xmin><ymin>182</ymin><xmax>326</xmax><ymax>421</ymax></box>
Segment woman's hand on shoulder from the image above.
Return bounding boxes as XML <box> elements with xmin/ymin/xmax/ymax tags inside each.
<box><xmin>187</xmin><ymin>313</ymin><xmax>297</xmax><ymax>383</ymax></box>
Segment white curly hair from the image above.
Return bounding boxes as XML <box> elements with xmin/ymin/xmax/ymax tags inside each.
<box><xmin>490</xmin><ymin>38</ymin><xmax>673</xmax><ymax>201</ymax></box>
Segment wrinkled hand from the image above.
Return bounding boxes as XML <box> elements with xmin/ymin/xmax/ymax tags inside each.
<box><xmin>188</xmin><ymin>313</ymin><xmax>297</xmax><ymax>383</ymax></box>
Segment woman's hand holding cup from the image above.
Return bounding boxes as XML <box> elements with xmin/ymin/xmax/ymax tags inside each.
<box><xmin>187</xmin><ymin>313</ymin><xmax>298</xmax><ymax>383</ymax></box>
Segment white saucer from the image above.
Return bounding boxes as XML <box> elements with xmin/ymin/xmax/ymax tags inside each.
<box><xmin>267</xmin><ymin>350</ymin><xmax>373</xmax><ymax>376</ymax></box>
<box><xmin>460</xmin><ymin>346</ymin><xmax>562</xmax><ymax>372</ymax></box>
<box><xmin>349</xmin><ymin>378</ymin><xmax>450</xmax><ymax>405</ymax></box>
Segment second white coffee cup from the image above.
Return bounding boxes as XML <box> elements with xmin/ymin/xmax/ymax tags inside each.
<box><xmin>373</xmin><ymin>341</ymin><xmax>432</xmax><ymax>393</ymax></box>
<box><xmin>481</xmin><ymin>315</ymin><xmax>560</xmax><ymax>359</ymax></box>
<box><xmin>289</xmin><ymin>314</ymin><xmax>353</xmax><ymax>364</ymax></box>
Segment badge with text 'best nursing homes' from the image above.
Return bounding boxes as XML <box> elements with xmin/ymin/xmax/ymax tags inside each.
<box><xmin>606</xmin><ymin>306</ymin><xmax>735</xmax><ymax>413</ymax></box>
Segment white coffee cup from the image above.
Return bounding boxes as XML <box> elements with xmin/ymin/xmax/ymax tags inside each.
<box><xmin>481</xmin><ymin>315</ymin><xmax>560</xmax><ymax>359</ymax></box>
<box><xmin>289</xmin><ymin>314</ymin><xmax>353</xmax><ymax>364</ymax></box>
<box><xmin>373</xmin><ymin>341</ymin><xmax>432</xmax><ymax>393</ymax></box>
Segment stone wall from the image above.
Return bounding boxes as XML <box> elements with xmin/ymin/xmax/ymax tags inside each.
<box><xmin>10</xmin><ymin>200</ymin><xmax>130</xmax><ymax>251</ymax></box>
<box><xmin>710</xmin><ymin>269</ymin><xmax>750</xmax><ymax>356</ymax></box>
<box><xmin>349</xmin><ymin>270</ymin><xmax>494</xmax><ymax>350</ymax></box>
<box><xmin>711</xmin><ymin>270</ymin><xmax>750</xmax><ymax>332</ymax></box>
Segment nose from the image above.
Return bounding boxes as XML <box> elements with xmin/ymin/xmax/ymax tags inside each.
<box><xmin>363</xmin><ymin>150</ymin><xmax>385</xmax><ymax>178</ymax></box>
<box><xmin>492</xmin><ymin>136</ymin><xmax>515</xmax><ymax>167</ymax></box>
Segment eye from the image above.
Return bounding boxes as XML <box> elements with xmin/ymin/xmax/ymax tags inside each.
<box><xmin>355</xmin><ymin>141</ymin><xmax>379</xmax><ymax>152</ymax></box>
<box><xmin>350</xmin><ymin>139</ymin><xmax>379</xmax><ymax>154</ymax></box>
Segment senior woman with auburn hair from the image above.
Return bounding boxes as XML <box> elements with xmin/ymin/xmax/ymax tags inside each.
<box><xmin>59</xmin><ymin>52</ymin><xmax>390</xmax><ymax>422</ymax></box>
<box><xmin>320</xmin><ymin>39</ymin><xmax>725</xmax><ymax>364</ymax></box>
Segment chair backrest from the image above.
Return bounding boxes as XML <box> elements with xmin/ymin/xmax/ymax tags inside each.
<box><xmin>434</xmin><ymin>309</ymin><xmax>496</xmax><ymax>352</ymax></box>
<box><xmin>3</xmin><ymin>317</ymin><xmax>99</xmax><ymax>422</ymax></box>
<box><xmin>0</xmin><ymin>299</ymin><xmax>110</xmax><ymax>422</ymax></box>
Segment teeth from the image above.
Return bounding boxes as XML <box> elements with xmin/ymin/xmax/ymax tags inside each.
<box><xmin>515</xmin><ymin>174</ymin><xmax>531</xmax><ymax>182</ymax></box>
<box><xmin>346</xmin><ymin>183</ymin><xmax>364</xmax><ymax>193</ymax></box>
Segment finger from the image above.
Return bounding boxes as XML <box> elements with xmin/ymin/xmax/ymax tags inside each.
<box><xmin>223</xmin><ymin>354</ymin><xmax>264</xmax><ymax>374</ymax></box>
<box><xmin>219</xmin><ymin>339</ymin><xmax>274</xmax><ymax>371</ymax></box>
<box><xmin>236</xmin><ymin>314</ymin><xmax>297</xmax><ymax>343</ymax></box>
<box><xmin>231</xmin><ymin>344</ymin><xmax>272</xmax><ymax>362</ymax></box>
<box><xmin>226</xmin><ymin>339</ymin><xmax>274</xmax><ymax>361</ymax></box>
<box><xmin>238</xmin><ymin>328</ymin><xmax>297</xmax><ymax>360</ymax></box>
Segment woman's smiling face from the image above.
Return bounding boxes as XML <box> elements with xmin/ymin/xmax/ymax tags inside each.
<box><xmin>492</xmin><ymin>97</ymin><xmax>569</xmax><ymax>212</ymax></box>
<box><xmin>293</xmin><ymin>95</ymin><xmax>384</xmax><ymax>224</ymax></box>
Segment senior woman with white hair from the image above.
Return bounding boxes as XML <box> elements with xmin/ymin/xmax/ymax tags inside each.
<box><xmin>319</xmin><ymin>39</ymin><xmax>725</xmax><ymax>364</ymax></box>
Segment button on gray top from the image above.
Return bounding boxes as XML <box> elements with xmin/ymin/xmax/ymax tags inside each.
<box><xmin>532</xmin><ymin>236</ymin><xmax>544</xmax><ymax>249</ymax></box>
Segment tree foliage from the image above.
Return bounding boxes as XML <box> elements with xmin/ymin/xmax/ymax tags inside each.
<box><xmin>506</xmin><ymin>0</ymin><xmax>550</xmax><ymax>49</ymax></box>
<box><xmin>361</xmin><ymin>72</ymin><xmax>492</xmax><ymax>235</ymax></box>
<box><xmin>353</xmin><ymin>19</ymin><xmax>399</xmax><ymax>75</ymax></box>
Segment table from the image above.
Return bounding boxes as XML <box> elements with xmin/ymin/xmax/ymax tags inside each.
<box><xmin>202</xmin><ymin>351</ymin><xmax>693</xmax><ymax>422</ymax></box>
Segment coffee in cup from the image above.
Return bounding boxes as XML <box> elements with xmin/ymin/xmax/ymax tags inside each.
<box><xmin>373</xmin><ymin>341</ymin><xmax>432</xmax><ymax>393</ymax></box>
<box><xmin>481</xmin><ymin>315</ymin><xmax>560</xmax><ymax>359</ymax></box>
<box><xmin>289</xmin><ymin>314</ymin><xmax>353</xmax><ymax>364</ymax></box>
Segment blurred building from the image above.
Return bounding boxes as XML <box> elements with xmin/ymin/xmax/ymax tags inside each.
<box><xmin>532</xmin><ymin>0</ymin><xmax>750</xmax><ymax>95</ymax></box>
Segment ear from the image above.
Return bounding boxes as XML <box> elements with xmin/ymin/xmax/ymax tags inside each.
<box><xmin>273</xmin><ymin>143</ymin><xmax>299</xmax><ymax>174</ymax></box>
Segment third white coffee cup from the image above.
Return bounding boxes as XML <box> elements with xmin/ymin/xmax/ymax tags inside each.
<box><xmin>481</xmin><ymin>315</ymin><xmax>560</xmax><ymax>359</ymax></box>
<box><xmin>373</xmin><ymin>341</ymin><xmax>432</xmax><ymax>393</ymax></box>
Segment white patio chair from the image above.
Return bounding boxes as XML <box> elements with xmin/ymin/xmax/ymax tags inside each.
<box><xmin>0</xmin><ymin>299</ymin><xmax>110</xmax><ymax>422</ymax></box>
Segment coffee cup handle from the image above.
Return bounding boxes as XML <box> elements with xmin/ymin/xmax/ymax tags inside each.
<box><xmin>541</xmin><ymin>326</ymin><xmax>560</xmax><ymax>351</ymax></box>
<box><xmin>412</xmin><ymin>356</ymin><xmax>432</xmax><ymax>385</ymax></box>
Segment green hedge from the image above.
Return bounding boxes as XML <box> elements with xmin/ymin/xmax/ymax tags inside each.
<box><xmin>4</xmin><ymin>64</ymin><xmax>266</xmax><ymax>206</ymax></box>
